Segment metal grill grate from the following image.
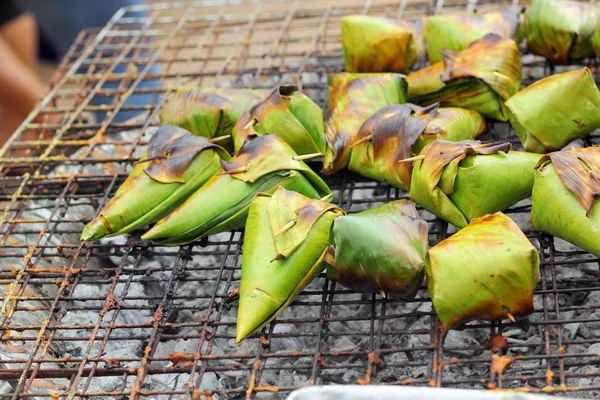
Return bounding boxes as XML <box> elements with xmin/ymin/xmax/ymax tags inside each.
<box><xmin>0</xmin><ymin>0</ymin><xmax>600</xmax><ymax>399</ymax></box>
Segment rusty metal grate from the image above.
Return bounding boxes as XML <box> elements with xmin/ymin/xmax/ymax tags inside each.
<box><xmin>1</xmin><ymin>0</ymin><xmax>600</xmax><ymax>399</ymax></box>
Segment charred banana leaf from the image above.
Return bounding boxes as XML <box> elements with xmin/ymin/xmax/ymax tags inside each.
<box><xmin>505</xmin><ymin>67</ymin><xmax>600</xmax><ymax>153</ymax></box>
<box><xmin>410</xmin><ymin>140</ymin><xmax>542</xmax><ymax>228</ymax></box>
<box><xmin>406</xmin><ymin>33</ymin><xmax>521</xmax><ymax>121</ymax></box>
<box><xmin>236</xmin><ymin>187</ymin><xmax>344</xmax><ymax>342</ymax></box>
<box><xmin>349</xmin><ymin>103</ymin><xmax>486</xmax><ymax>190</ymax></box>
<box><xmin>531</xmin><ymin>147</ymin><xmax>600</xmax><ymax>257</ymax></box>
<box><xmin>423</xmin><ymin>10</ymin><xmax>521</xmax><ymax>63</ymax></box>
<box><xmin>81</xmin><ymin>125</ymin><xmax>229</xmax><ymax>241</ymax></box>
<box><xmin>521</xmin><ymin>0</ymin><xmax>596</xmax><ymax>64</ymax></box>
<box><xmin>326</xmin><ymin>200</ymin><xmax>428</xmax><ymax>300</ymax></box>
<box><xmin>426</xmin><ymin>212</ymin><xmax>540</xmax><ymax>330</ymax></box>
<box><xmin>142</xmin><ymin>134</ymin><xmax>331</xmax><ymax>245</ymax></box>
<box><xmin>342</xmin><ymin>15</ymin><xmax>423</xmax><ymax>73</ymax></box>
<box><xmin>159</xmin><ymin>87</ymin><xmax>269</xmax><ymax>150</ymax></box>
<box><xmin>233</xmin><ymin>85</ymin><xmax>326</xmax><ymax>155</ymax></box>
<box><xmin>322</xmin><ymin>73</ymin><xmax>408</xmax><ymax>174</ymax></box>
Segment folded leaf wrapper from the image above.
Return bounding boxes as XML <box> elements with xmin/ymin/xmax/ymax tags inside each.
<box><xmin>410</xmin><ymin>140</ymin><xmax>542</xmax><ymax>228</ymax></box>
<box><xmin>81</xmin><ymin>125</ymin><xmax>229</xmax><ymax>241</ymax></box>
<box><xmin>426</xmin><ymin>212</ymin><xmax>540</xmax><ymax>330</ymax></box>
<box><xmin>322</xmin><ymin>73</ymin><xmax>408</xmax><ymax>174</ymax></box>
<box><xmin>326</xmin><ymin>200</ymin><xmax>428</xmax><ymax>300</ymax></box>
<box><xmin>521</xmin><ymin>0</ymin><xmax>596</xmax><ymax>64</ymax></box>
<box><xmin>531</xmin><ymin>147</ymin><xmax>600</xmax><ymax>257</ymax></box>
<box><xmin>233</xmin><ymin>85</ymin><xmax>326</xmax><ymax>155</ymax></box>
<box><xmin>349</xmin><ymin>104</ymin><xmax>486</xmax><ymax>190</ymax></box>
<box><xmin>406</xmin><ymin>33</ymin><xmax>521</xmax><ymax>121</ymax></box>
<box><xmin>423</xmin><ymin>10</ymin><xmax>521</xmax><ymax>63</ymax></box>
<box><xmin>236</xmin><ymin>187</ymin><xmax>344</xmax><ymax>342</ymax></box>
<box><xmin>142</xmin><ymin>134</ymin><xmax>331</xmax><ymax>245</ymax></box>
<box><xmin>505</xmin><ymin>68</ymin><xmax>600</xmax><ymax>153</ymax></box>
<box><xmin>159</xmin><ymin>87</ymin><xmax>269</xmax><ymax>151</ymax></box>
<box><xmin>342</xmin><ymin>15</ymin><xmax>423</xmax><ymax>73</ymax></box>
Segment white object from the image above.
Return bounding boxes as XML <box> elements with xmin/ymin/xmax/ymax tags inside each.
<box><xmin>286</xmin><ymin>385</ymin><xmax>567</xmax><ymax>400</ymax></box>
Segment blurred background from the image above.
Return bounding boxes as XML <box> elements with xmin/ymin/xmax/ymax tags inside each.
<box><xmin>0</xmin><ymin>0</ymin><xmax>170</xmax><ymax>145</ymax></box>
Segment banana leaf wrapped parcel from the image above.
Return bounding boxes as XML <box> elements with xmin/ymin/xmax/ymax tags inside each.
<box><xmin>81</xmin><ymin>125</ymin><xmax>229</xmax><ymax>241</ymax></box>
<box><xmin>505</xmin><ymin>68</ymin><xmax>600</xmax><ymax>153</ymax></box>
<box><xmin>322</xmin><ymin>73</ymin><xmax>408</xmax><ymax>174</ymax></box>
<box><xmin>159</xmin><ymin>87</ymin><xmax>269</xmax><ymax>151</ymax></box>
<box><xmin>531</xmin><ymin>147</ymin><xmax>600</xmax><ymax>257</ymax></box>
<box><xmin>410</xmin><ymin>140</ymin><xmax>542</xmax><ymax>228</ymax></box>
<box><xmin>406</xmin><ymin>34</ymin><xmax>521</xmax><ymax>121</ymax></box>
<box><xmin>236</xmin><ymin>187</ymin><xmax>344</xmax><ymax>342</ymax></box>
<box><xmin>349</xmin><ymin>103</ymin><xmax>486</xmax><ymax>190</ymax></box>
<box><xmin>342</xmin><ymin>15</ymin><xmax>423</xmax><ymax>73</ymax></box>
<box><xmin>423</xmin><ymin>10</ymin><xmax>521</xmax><ymax>63</ymax></box>
<box><xmin>325</xmin><ymin>200</ymin><xmax>428</xmax><ymax>300</ymax></box>
<box><xmin>232</xmin><ymin>85</ymin><xmax>326</xmax><ymax>155</ymax></box>
<box><xmin>520</xmin><ymin>0</ymin><xmax>596</xmax><ymax>64</ymax></box>
<box><xmin>426</xmin><ymin>212</ymin><xmax>540</xmax><ymax>330</ymax></box>
<box><xmin>142</xmin><ymin>134</ymin><xmax>331</xmax><ymax>245</ymax></box>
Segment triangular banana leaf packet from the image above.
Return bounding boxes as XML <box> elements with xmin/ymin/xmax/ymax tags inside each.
<box><xmin>423</xmin><ymin>10</ymin><xmax>521</xmax><ymax>63</ymax></box>
<box><xmin>531</xmin><ymin>147</ymin><xmax>600</xmax><ymax>257</ymax></box>
<box><xmin>142</xmin><ymin>134</ymin><xmax>331</xmax><ymax>245</ymax></box>
<box><xmin>322</xmin><ymin>73</ymin><xmax>408</xmax><ymax>174</ymax></box>
<box><xmin>410</xmin><ymin>140</ymin><xmax>543</xmax><ymax>228</ymax></box>
<box><xmin>325</xmin><ymin>200</ymin><xmax>428</xmax><ymax>300</ymax></box>
<box><xmin>81</xmin><ymin>125</ymin><xmax>230</xmax><ymax>241</ymax></box>
<box><xmin>159</xmin><ymin>87</ymin><xmax>269</xmax><ymax>151</ymax></box>
<box><xmin>348</xmin><ymin>103</ymin><xmax>486</xmax><ymax>190</ymax></box>
<box><xmin>236</xmin><ymin>187</ymin><xmax>344</xmax><ymax>342</ymax></box>
<box><xmin>341</xmin><ymin>15</ymin><xmax>424</xmax><ymax>74</ymax></box>
<box><xmin>232</xmin><ymin>85</ymin><xmax>326</xmax><ymax>155</ymax></box>
<box><xmin>505</xmin><ymin>67</ymin><xmax>600</xmax><ymax>153</ymax></box>
<box><xmin>406</xmin><ymin>33</ymin><xmax>521</xmax><ymax>121</ymax></box>
<box><xmin>521</xmin><ymin>0</ymin><xmax>596</xmax><ymax>64</ymax></box>
<box><xmin>426</xmin><ymin>212</ymin><xmax>540</xmax><ymax>330</ymax></box>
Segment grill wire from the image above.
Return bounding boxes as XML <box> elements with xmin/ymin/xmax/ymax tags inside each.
<box><xmin>0</xmin><ymin>0</ymin><xmax>599</xmax><ymax>399</ymax></box>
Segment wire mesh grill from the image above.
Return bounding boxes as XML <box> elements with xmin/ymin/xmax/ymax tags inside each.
<box><xmin>0</xmin><ymin>0</ymin><xmax>600</xmax><ymax>399</ymax></box>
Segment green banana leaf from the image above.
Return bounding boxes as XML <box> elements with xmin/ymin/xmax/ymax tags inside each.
<box><xmin>521</xmin><ymin>0</ymin><xmax>596</xmax><ymax>64</ymax></box>
<box><xmin>593</xmin><ymin>17</ymin><xmax>600</xmax><ymax>58</ymax></box>
<box><xmin>322</xmin><ymin>73</ymin><xmax>408</xmax><ymax>174</ymax></box>
<box><xmin>505</xmin><ymin>67</ymin><xmax>600</xmax><ymax>153</ymax></box>
<box><xmin>531</xmin><ymin>147</ymin><xmax>600</xmax><ymax>257</ymax></box>
<box><xmin>325</xmin><ymin>200</ymin><xmax>428</xmax><ymax>300</ymax></box>
<box><xmin>342</xmin><ymin>15</ymin><xmax>423</xmax><ymax>73</ymax></box>
<box><xmin>81</xmin><ymin>125</ymin><xmax>229</xmax><ymax>241</ymax></box>
<box><xmin>423</xmin><ymin>10</ymin><xmax>521</xmax><ymax>63</ymax></box>
<box><xmin>410</xmin><ymin>140</ymin><xmax>543</xmax><ymax>228</ymax></box>
<box><xmin>426</xmin><ymin>212</ymin><xmax>540</xmax><ymax>330</ymax></box>
<box><xmin>406</xmin><ymin>33</ymin><xmax>521</xmax><ymax>121</ymax></box>
<box><xmin>236</xmin><ymin>187</ymin><xmax>344</xmax><ymax>342</ymax></box>
<box><xmin>142</xmin><ymin>134</ymin><xmax>331</xmax><ymax>245</ymax></box>
<box><xmin>232</xmin><ymin>85</ymin><xmax>326</xmax><ymax>155</ymax></box>
<box><xmin>159</xmin><ymin>87</ymin><xmax>269</xmax><ymax>151</ymax></box>
<box><xmin>348</xmin><ymin>103</ymin><xmax>486</xmax><ymax>190</ymax></box>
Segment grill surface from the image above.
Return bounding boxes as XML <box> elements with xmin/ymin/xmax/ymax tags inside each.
<box><xmin>0</xmin><ymin>0</ymin><xmax>600</xmax><ymax>399</ymax></box>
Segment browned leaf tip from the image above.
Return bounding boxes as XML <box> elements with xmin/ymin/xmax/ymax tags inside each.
<box><xmin>248</xmin><ymin>85</ymin><xmax>299</xmax><ymax>121</ymax></box>
<box><xmin>144</xmin><ymin>125</ymin><xmax>226</xmax><ymax>184</ymax></box>
<box><xmin>356</xmin><ymin>103</ymin><xmax>440</xmax><ymax>162</ymax></box>
<box><xmin>440</xmin><ymin>33</ymin><xmax>509</xmax><ymax>82</ymax></box>
<box><xmin>545</xmin><ymin>147</ymin><xmax>600</xmax><ymax>216</ymax></box>
<box><xmin>488</xmin><ymin>332</ymin><xmax>508</xmax><ymax>355</ymax></box>
<box><xmin>419</xmin><ymin>140</ymin><xmax>511</xmax><ymax>190</ymax></box>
